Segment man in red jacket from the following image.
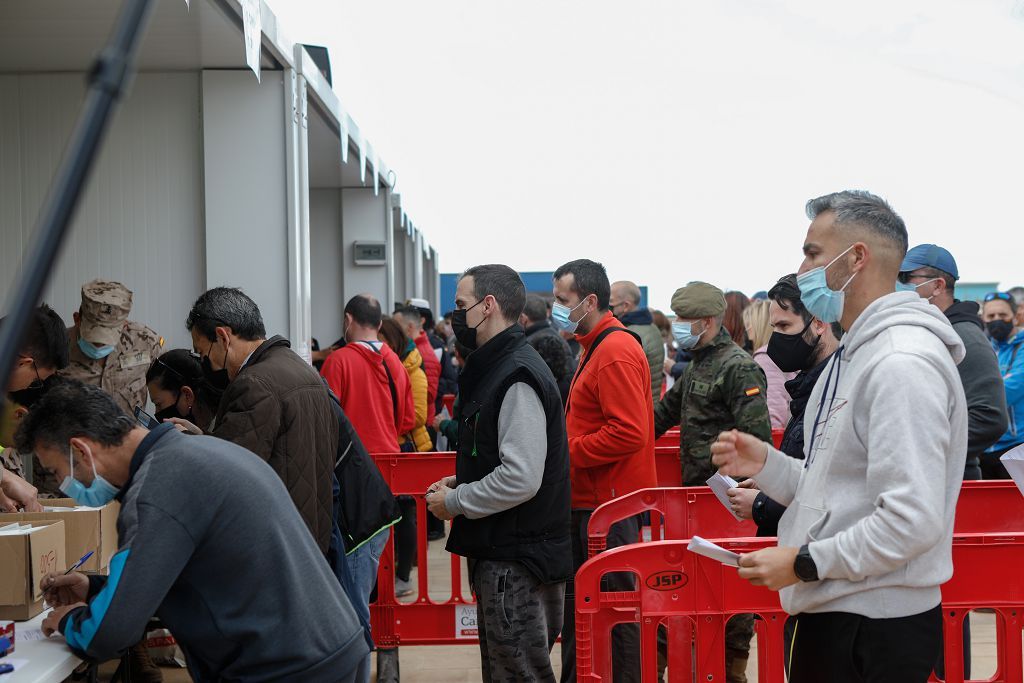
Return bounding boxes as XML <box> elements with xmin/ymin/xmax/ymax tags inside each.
<box><xmin>553</xmin><ymin>259</ymin><xmax>656</xmax><ymax>683</ymax></box>
<box><xmin>321</xmin><ymin>295</ymin><xmax>415</xmax><ymax>454</ymax></box>
<box><xmin>394</xmin><ymin>305</ymin><xmax>441</xmax><ymax>424</ymax></box>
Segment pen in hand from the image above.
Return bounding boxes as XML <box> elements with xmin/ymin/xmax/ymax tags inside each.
<box><xmin>64</xmin><ymin>550</ymin><xmax>94</xmax><ymax>575</ymax></box>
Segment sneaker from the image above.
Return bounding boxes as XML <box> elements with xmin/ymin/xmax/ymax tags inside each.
<box><xmin>395</xmin><ymin>578</ymin><xmax>414</xmax><ymax>598</ymax></box>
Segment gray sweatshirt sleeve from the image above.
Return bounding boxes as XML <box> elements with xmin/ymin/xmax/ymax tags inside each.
<box><xmin>445</xmin><ymin>383</ymin><xmax>547</xmax><ymax>519</ymax></box>
<box><xmin>755</xmin><ymin>444</ymin><xmax>803</xmax><ymax>506</ymax></box>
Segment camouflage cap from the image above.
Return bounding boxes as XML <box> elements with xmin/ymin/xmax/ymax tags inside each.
<box><xmin>671</xmin><ymin>281</ymin><xmax>726</xmax><ymax>319</ymax></box>
<box><xmin>79</xmin><ymin>279</ymin><xmax>132</xmax><ymax>347</ymax></box>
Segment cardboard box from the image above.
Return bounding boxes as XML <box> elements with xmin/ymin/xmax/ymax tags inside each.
<box><xmin>0</xmin><ymin>521</ymin><xmax>66</xmax><ymax>621</ymax></box>
<box><xmin>1</xmin><ymin>498</ymin><xmax>119</xmax><ymax>573</ymax></box>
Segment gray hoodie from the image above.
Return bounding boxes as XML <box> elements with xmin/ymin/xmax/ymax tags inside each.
<box><xmin>756</xmin><ymin>291</ymin><xmax>967</xmax><ymax>618</ymax></box>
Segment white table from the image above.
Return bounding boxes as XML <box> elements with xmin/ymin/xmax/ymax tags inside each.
<box><xmin>4</xmin><ymin>610</ymin><xmax>83</xmax><ymax>683</ymax></box>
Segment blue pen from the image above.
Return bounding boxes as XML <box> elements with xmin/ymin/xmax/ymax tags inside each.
<box><xmin>64</xmin><ymin>550</ymin><xmax>94</xmax><ymax>575</ymax></box>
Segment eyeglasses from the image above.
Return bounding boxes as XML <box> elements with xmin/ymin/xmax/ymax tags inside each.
<box><xmin>984</xmin><ymin>292</ymin><xmax>1012</xmax><ymax>303</ymax></box>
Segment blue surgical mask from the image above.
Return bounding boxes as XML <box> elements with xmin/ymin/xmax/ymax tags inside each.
<box><xmin>60</xmin><ymin>448</ymin><xmax>119</xmax><ymax>507</ymax></box>
<box><xmin>672</xmin><ymin>320</ymin><xmax>704</xmax><ymax>350</ymax></box>
<box><xmin>551</xmin><ymin>299</ymin><xmax>588</xmax><ymax>335</ymax></box>
<box><xmin>797</xmin><ymin>245</ymin><xmax>857</xmax><ymax>324</ymax></box>
<box><xmin>78</xmin><ymin>337</ymin><xmax>116</xmax><ymax>360</ymax></box>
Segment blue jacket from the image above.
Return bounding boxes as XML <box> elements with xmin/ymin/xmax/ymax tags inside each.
<box><xmin>989</xmin><ymin>329</ymin><xmax>1024</xmax><ymax>453</ymax></box>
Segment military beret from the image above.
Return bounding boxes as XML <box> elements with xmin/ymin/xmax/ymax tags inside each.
<box><xmin>671</xmin><ymin>281</ymin><xmax>726</xmax><ymax>319</ymax></box>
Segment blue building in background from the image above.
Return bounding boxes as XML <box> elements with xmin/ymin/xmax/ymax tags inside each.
<box><xmin>439</xmin><ymin>271</ymin><xmax>647</xmax><ymax>314</ymax></box>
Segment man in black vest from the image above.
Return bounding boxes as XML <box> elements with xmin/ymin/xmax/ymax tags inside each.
<box><xmin>426</xmin><ymin>263</ymin><xmax>571</xmax><ymax>681</ymax></box>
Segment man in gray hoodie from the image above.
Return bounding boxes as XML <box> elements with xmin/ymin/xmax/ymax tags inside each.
<box><xmin>712</xmin><ymin>191</ymin><xmax>967</xmax><ymax>683</ymax></box>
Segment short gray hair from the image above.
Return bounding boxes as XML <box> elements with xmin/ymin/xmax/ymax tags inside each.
<box><xmin>805</xmin><ymin>190</ymin><xmax>908</xmax><ymax>256</ymax></box>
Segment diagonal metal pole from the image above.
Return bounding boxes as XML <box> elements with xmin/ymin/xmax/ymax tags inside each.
<box><xmin>0</xmin><ymin>0</ymin><xmax>156</xmax><ymax>398</ymax></box>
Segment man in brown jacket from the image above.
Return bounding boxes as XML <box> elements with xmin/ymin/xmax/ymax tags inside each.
<box><xmin>182</xmin><ymin>287</ymin><xmax>337</xmax><ymax>555</ymax></box>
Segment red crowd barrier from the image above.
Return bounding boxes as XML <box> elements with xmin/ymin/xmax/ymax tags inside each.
<box><xmin>583</xmin><ymin>482</ymin><xmax>1024</xmax><ymax>683</ymax></box>
<box><xmin>654</xmin><ymin>431</ymin><xmax>785</xmax><ymax>487</ymax></box>
<box><xmin>370</xmin><ymin>452</ymin><xmax>471</xmax><ymax>657</ymax></box>
<box><xmin>575</xmin><ymin>534</ymin><xmax>1024</xmax><ymax>683</ymax></box>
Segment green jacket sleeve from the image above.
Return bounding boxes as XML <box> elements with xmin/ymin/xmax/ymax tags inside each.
<box><xmin>722</xmin><ymin>359</ymin><xmax>772</xmax><ymax>442</ymax></box>
<box><xmin>654</xmin><ymin>373</ymin><xmax>684</xmax><ymax>437</ymax></box>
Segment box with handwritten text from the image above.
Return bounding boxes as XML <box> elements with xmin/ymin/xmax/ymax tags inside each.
<box><xmin>2</xmin><ymin>498</ymin><xmax>118</xmax><ymax>573</ymax></box>
<box><xmin>0</xmin><ymin>520</ymin><xmax>66</xmax><ymax>621</ymax></box>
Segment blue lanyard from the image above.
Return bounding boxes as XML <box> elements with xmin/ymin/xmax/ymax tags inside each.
<box><xmin>805</xmin><ymin>346</ymin><xmax>844</xmax><ymax>468</ymax></box>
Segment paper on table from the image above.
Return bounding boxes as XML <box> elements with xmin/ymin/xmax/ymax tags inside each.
<box><xmin>687</xmin><ymin>535</ymin><xmax>740</xmax><ymax>567</ymax></box>
<box><xmin>706</xmin><ymin>473</ymin><xmax>743</xmax><ymax>521</ymax></box>
<box><xmin>1001</xmin><ymin>443</ymin><xmax>1024</xmax><ymax>498</ymax></box>
<box><xmin>18</xmin><ymin>627</ymin><xmax>49</xmax><ymax>642</ymax></box>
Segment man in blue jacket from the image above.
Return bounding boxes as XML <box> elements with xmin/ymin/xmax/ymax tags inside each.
<box><xmin>981</xmin><ymin>291</ymin><xmax>1024</xmax><ymax>479</ymax></box>
<box><xmin>20</xmin><ymin>380</ymin><xmax>367</xmax><ymax>682</ymax></box>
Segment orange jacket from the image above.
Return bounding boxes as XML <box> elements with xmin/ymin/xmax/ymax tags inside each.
<box><xmin>565</xmin><ymin>312</ymin><xmax>657</xmax><ymax>508</ymax></box>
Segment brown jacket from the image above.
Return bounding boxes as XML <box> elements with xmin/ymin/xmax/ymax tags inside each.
<box><xmin>211</xmin><ymin>336</ymin><xmax>337</xmax><ymax>554</ymax></box>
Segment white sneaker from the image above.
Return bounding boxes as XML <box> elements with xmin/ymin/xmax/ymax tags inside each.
<box><xmin>395</xmin><ymin>578</ymin><xmax>414</xmax><ymax>597</ymax></box>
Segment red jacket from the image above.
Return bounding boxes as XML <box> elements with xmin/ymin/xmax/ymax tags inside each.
<box><xmin>320</xmin><ymin>341</ymin><xmax>415</xmax><ymax>454</ymax></box>
<box><xmin>566</xmin><ymin>312</ymin><xmax>657</xmax><ymax>509</ymax></box>
<box><xmin>415</xmin><ymin>331</ymin><xmax>441</xmax><ymax>423</ymax></box>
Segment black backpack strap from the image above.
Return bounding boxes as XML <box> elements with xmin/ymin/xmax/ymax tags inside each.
<box><xmin>565</xmin><ymin>327</ymin><xmax>642</xmax><ymax>414</ymax></box>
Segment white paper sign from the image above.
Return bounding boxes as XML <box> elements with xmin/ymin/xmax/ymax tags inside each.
<box><xmin>687</xmin><ymin>535</ymin><xmax>740</xmax><ymax>567</ymax></box>
<box><xmin>1001</xmin><ymin>443</ymin><xmax>1024</xmax><ymax>497</ymax></box>
<box><xmin>454</xmin><ymin>604</ymin><xmax>477</xmax><ymax>639</ymax></box>
<box><xmin>241</xmin><ymin>0</ymin><xmax>262</xmax><ymax>82</ymax></box>
<box><xmin>706</xmin><ymin>473</ymin><xmax>742</xmax><ymax>521</ymax></box>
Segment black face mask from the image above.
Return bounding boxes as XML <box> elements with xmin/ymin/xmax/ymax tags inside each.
<box><xmin>154</xmin><ymin>392</ymin><xmax>194</xmax><ymax>423</ymax></box>
<box><xmin>200</xmin><ymin>341</ymin><xmax>231</xmax><ymax>391</ymax></box>
<box><xmin>451</xmin><ymin>300</ymin><xmax>484</xmax><ymax>350</ymax></box>
<box><xmin>766</xmin><ymin>320</ymin><xmax>820</xmax><ymax>373</ymax></box>
<box><xmin>8</xmin><ymin>384</ymin><xmax>45</xmax><ymax>409</ymax></box>
<box><xmin>987</xmin><ymin>320</ymin><xmax>1014</xmax><ymax>343</ymax></box>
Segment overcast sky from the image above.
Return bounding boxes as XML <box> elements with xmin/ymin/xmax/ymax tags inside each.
<box><xmin>276</xmin><ymin>0</ymin><xmax>1024</xmax><ymax>311</ymax></box>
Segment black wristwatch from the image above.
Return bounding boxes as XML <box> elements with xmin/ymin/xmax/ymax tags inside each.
<box><xmin>794</xmin><ymin>544</ymin><xmax>819</xmax><ymax>582</ymax></box>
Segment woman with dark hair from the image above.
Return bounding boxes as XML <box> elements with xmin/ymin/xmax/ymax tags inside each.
<box><xmin>723</xmin><ymin>290</ymin><xmax>752</xmax><ymax>352</ymax></box>
<box><xmin>146</xmin><ymin>349</ymin><xmax>219</xmax><ymax>432</ymax></box>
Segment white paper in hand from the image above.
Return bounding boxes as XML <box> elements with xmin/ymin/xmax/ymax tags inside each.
<box><xmin>687</xmin><ymin>535</ymin><xmax>740</xmax><ymax>567</ymax></box>
<box><xmin>1000</xmin><ymin>443</ymin><xmax>1024</xmax><ymax>498</ymax></box>
<box><xmin>706</xmin><ymin>473</ymin><xmax>742</xmax><ymax>521</ymax></box>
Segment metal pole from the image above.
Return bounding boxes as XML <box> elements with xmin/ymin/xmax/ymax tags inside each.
<box><xmin>0</xmin><ymin>0</ymin><xmax>156</xmax><ymax>398</ymax></box>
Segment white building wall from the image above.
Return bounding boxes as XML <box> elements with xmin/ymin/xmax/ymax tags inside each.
<box><xmin>309</xmin><ymin>188</ymin><xmax>344</xmax><ymax>345</ymax></box>
<box><xmin>0</xmin><ymin>72</ymin><xmax>204</xmax><ymax>350</ymax></box>
<box><xmin>340</xmin><ymin>188</ymin><xmax>389</xmax><ymax>304</ymax></box>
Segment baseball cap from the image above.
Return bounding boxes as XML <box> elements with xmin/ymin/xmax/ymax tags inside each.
<box><xmin>899</xmin><ymin>244</ymin><xmax>959</xmax><ymax>281</ymax></box>
<box><xmin>79</xmin><ymin>279</ymin><xmax>132</xmax><ymax>347</ymax></box>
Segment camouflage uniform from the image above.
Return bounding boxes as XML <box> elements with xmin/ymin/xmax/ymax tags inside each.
<box><xmin>654</xmin><ymin>283</ymin><xmax>772</xmax><ymax>683</ymax></box>
<box><xmin>654</xmin><ymin>326</ymin><xmax>773</xmax><ymax>485</ymax></box>
<box><xmin>59</xmin><ymin>280</ymin><xmax>164</xmax><ymax>415</ymax></box>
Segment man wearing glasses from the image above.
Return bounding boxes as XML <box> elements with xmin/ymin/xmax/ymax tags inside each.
<box><xmin>980</xmin><ymin>290</ymin><xmax>1024</xmax><ymax>479</ymax></box>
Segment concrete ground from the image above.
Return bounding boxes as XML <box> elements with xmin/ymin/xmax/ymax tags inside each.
<box><xmin>101</xmin><ymin>525</ymin><xmax>1004</xmax><ymax>682</ymax></box>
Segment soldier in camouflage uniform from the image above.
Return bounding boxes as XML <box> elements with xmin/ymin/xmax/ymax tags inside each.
<box><xmin>61</xmin><ymin>280</ymin><xmax>164</xmax><ymax>415</ymax></box>
<box><xmin>653</xmin><ymin>281</ymin><xmax>772</xmax><ymax>683</ymax></box>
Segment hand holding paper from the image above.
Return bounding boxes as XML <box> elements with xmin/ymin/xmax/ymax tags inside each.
<box><xmin>706</xmin><ymin>473</ymin><xmax>744</xmax><ymax>521</ymax></box>
<box><xmin>687</xmin><ymin>535</ymin><xmax>740</xmax><ymax>567</ymax></box>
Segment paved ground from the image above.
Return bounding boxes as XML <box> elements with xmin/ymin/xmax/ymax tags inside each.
<box><xmin>101</xmin><ymin>525</ymin><xmax>1003</xmax><ymax>682</ymax></box>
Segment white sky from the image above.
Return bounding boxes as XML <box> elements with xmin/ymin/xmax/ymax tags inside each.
<box><xmin>276</xmin><ymin>0</ymin><xmax>1024</xmax><ymax>311</ymax></box>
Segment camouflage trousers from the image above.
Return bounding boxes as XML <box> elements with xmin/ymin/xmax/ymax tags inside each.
<box><xmin>470</xmin><ymin>559</ymin><xmax>564</xmax><ymax>683</ymax></box>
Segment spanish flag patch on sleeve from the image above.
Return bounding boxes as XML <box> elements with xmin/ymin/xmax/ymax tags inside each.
<box><xmin>744</xmin><ymin>387</ymin><xmax>761</xmax><ymax>397</ymax></box>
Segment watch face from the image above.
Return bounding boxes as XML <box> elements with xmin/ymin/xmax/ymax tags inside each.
<box><xmin>795</xmin><ymin>550</ymin><xmax>817</xmax><ymax>581</ymax></box>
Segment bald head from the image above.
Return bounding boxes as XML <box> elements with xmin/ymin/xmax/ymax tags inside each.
<box><xmin>610</xmin><ymin>280</ymin><xmax>642</xmax><ymax>317</ymax></box>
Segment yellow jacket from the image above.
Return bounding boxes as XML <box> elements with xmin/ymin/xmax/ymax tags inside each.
<box><xmin>400</xmin><ymin>346</ymin><xmax>433</xmax><ymax>452</ymax></box>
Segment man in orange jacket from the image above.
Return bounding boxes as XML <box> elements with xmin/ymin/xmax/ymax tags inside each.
<box><xmin>553</xmin><ymin>259</ymin><xmax>656</xmax><ymax>683</ymax></box>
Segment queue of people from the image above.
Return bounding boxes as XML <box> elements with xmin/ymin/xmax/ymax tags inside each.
<box><xmin>1</xmin><ymin>188</ymin><xmax>1023</xmax><ymax>683</ymax></box>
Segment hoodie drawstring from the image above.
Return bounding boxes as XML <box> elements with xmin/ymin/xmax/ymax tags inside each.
<box><xmin>806</xmin><ymin>345</ymin><xmax>844</xmax><ymax>468</ymax></box>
